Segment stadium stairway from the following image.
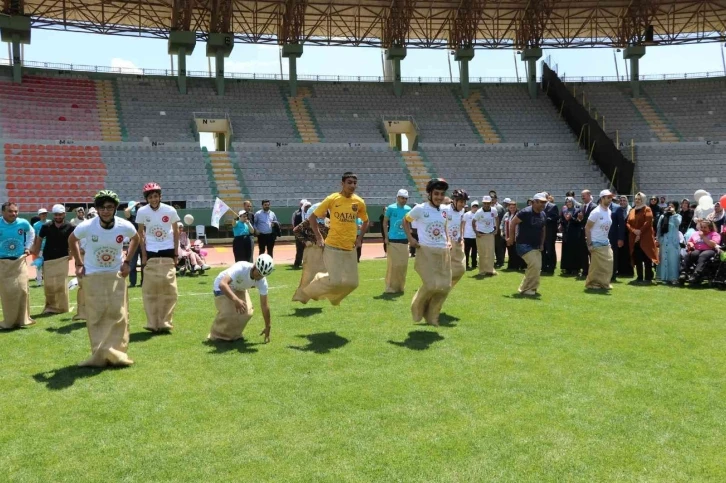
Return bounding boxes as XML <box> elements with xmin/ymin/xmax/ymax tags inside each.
<box><xmin>4</xmin><ymin>143</ymin><xmax>106</xmax><ymax>209</ymax></box>
<box><xmin>401</xmin><ymin>150</ymin><xmax>436</xmax><ymax>198</ymax></box>
<box><xmin>95</xmin><ymin>80</ymin><xmax>123</xmax><ymax>142</ymax></box>
<box><xmin>208</xmin><ymin>151</ymin><xmax>245</xmax><ymax>207</ymax></box>
<box><xmin>629</xmin><ymin>93</ymin><xmax>681</xmax><ymax>142</ymax></box>
<box><xmin>459</xmin><ymin>91</ymin><xmax>502</xmax><ymax>143</ymax></box>
<box><xmin>285</xmin><ymin>86</ymin><xmax>322</xmax><ymax>143</ymax></box>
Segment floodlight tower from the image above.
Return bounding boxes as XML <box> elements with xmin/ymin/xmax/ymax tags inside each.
<box><xmin>382</xmin><ymin>0</ymin><xmax>412</xmax><ymax>97</ymax></box>
<box><xmin>279</xmin><ymin>0</ymin><xmax>306</xmax><ymax>98</ymax></box>
<box><xmin>207</xmin><ymin>0</ymin><xmax>234</xmax><ymax>96</ymax></box>
<box><xmin>168</xmin><ymin>0</ymin><xmax>196</xmax><ymax>94</ymax></box>
<box><xmin>516</xmin><ymin>0</ymin><xmax>553</xmax><ymax>99</ymax></box>
<box><xmin>449</xmin><ymin>0</ymin><xmax>481</xmax><ymax>99</ymax></box>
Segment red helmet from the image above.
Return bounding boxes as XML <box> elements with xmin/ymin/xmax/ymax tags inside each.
<box><xmin>143</xmin><ymin>182</ymin><xmax>162</xmax><ymax>197</ymax></box>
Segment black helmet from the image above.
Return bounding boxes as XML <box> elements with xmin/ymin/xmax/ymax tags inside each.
<box><xmin>452</xmin><ymin>189</ymin><xmax>469</xmax><ymax>201</ymax></box>
<box><xmin>425</xmin><ymin>178</ymin><xmax>449</xmax><ymax>194</ymax></box>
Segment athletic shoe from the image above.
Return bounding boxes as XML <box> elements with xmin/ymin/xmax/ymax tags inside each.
<box><xmin>193</xmin><ymin>265</ymin><xmax>201</xmax><ymax>272</ymax></box>
<box><xmin>201</xmin><ymin>264</ymin><xmax>210</xmax><ymax>270</ymax></box>
<box><xmin>522</xmin><ymin>290</ymin><xmax>537</xmax><ymax>296</ymax></box>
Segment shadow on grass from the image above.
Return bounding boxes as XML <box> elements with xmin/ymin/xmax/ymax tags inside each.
<box><xmin>504</xmin><ymin>293</ymin><xmax>542</xmax><ymax>300</ymax></box>
<box><xmin>388</xmin><ymin>330</ymin><xmax>444</xmax><ymax>351</ymax></box>
<box><xmin>289</xmin><ymin>331</ymin><xmax>349</xmax><ymax>354</ymax></box>
<box><xmin>129</xmin><ymin>330</ymin><xmax>173</xmax><ymax>343</ymax></box>
<box><xmin>439</xmin><ymin>313</ymin><xmax>460</xmax><ymax>327</ymax></box>
<box><xmin>472</xmin><ymin>273</ymin><xmax>497</xmax><ymax>280</ymax></box>
<box><xmin>373</xmin><ymin>292</ymin><xmax>404</xmax><ymax>301</ymax></box>
<box><xmin>33</xmin><ymin>365</ymin><xmax>128</xmax><ymax>391</ymax></box>
<box><xmin>46</xmin><ymin>321</ymin><xmax>86</xmax><ymax>335</ymax></box>
<box><xmin>203</xmin><ymin>338</ymin><xmax>262</xmax><ymax>354</ymax></box>
<box><xmin>31</xmin><ymin>311</ymin><xmax>59</xmax><ymax>320</ymax></box>
<box><xmin>286</xmin><ymin>307</ymin><xmax>323</xmax><ymax>318</ymax></box>
<box><xmin>584</xmin><ymin>288</ymin><xmax>612</xmax><ymax>296</ymax></box>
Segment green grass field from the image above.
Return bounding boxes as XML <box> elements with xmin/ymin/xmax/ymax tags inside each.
<box><xmin>2</xmin><ymin>259</ymin><xmax>725</xmax><ymax>482</ymax></box>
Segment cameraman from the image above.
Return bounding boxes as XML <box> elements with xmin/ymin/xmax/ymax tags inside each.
<box><xmin>233</xmin><ymin>209</ymin><xmax>255</xmax><ymax>263</ymax></box>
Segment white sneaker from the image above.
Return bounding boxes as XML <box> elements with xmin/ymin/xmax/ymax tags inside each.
<box><xmin>522</xmin><ymin>290</ymin><xmax>537</xmax><ymax>296</ymax></box>
<box><xmin>201</xmin><ymin>264</ymin><xmax>210</xmax><ymax>270</ymax></box>
<box><xmin>193</xmin><ymin>265</ymin><xmax>201</xmax><ymax>272</ymax></box>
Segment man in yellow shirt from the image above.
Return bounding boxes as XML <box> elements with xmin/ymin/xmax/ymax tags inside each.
<box><xmin>303</xmin><ymin>172</ymin><xmax>369</xmax><ymax>305</ymax></box>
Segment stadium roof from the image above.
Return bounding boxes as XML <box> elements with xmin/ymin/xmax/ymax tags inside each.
<box><xmin>12</xmin><ymin>0</ymin><xmax>726</xmax><ymax>48</ymax></box>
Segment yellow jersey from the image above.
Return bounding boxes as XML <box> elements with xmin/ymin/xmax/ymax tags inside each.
<box><xmin>314</xmin><ymin>193</ymin><xmax>368</xmax><ymax>250</ymax></box>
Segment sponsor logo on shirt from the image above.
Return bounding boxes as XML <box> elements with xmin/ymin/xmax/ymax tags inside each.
<box><xmin>334</xmin><ymin>212</ymin><xmax>357</xmax><ymax>223</ymax></box>
<box><xmin>94</xmin><ymin>247</ymin><xmax>119</xmax><ymax>267</ymax></box>
<box><xmin>92</xmin><ymin>235</ymin><xmax>99</xmax><ymax>242</ymax></box>
<box><xmin>148</xmin><ymin>224</ymin><xmax>168</xmax><ymax>241</ymax></box>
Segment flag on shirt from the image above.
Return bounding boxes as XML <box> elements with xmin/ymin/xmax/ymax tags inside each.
<box><xmin>211</xmin><ymin>197</ymin><xmax>231</xmax><ymax>229</ymax></box>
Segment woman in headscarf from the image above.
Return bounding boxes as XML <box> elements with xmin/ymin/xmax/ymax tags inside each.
<box><xmin>617</xmin><ymin>196</ymin><xmax>634</xmax><ymax>278</ymax></box>
<box><xmin>708</xmin><ymin>202</ymin><xmax>725</xmax><ymax>233</ymax></box>
<box><xmin>559</xmin><ymin>197</ymin><xmax>582</xmax><ymax>276</ymax></box>
<box><xmin>627</xmin><ymin>192</ymin><xmax>659</xmax><ymax>283</ymax></box>
<box><xmin>656</xmin><ymin>201</ymin><xmax>682</xmax><ymax>285</ymax></box>
<box><xmin>648</xmin><ymin>196</ymin><xmax>662</xmax><ymax>230</ymax></box>
<box><xmin>679</xmin><ymin>199</ymin><xmax>694</xmax><ymax>233</ymax></box>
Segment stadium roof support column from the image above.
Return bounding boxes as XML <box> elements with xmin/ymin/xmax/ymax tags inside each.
<box><xmin>382</xmin><ymin>0</ymin><xmax>412</xmax><ymax>97</ymax></box>
<box><xmin>623</xmin><ymin>46</ymin><xmax>646</xmax><ymax>99</ymax></box>
<box><xmin>0</xmin><ymin>14</ymin><xmax>31</xmax><ymax>84</ymax></box>
<box><xmin>207</xmin><ymin>0</ymin><xmax>234</xmax><ymax>96</ymax></box>
<box><xmin>168</xmin><ymin>0</ymin><xmax>196</xmax><ymax>94</ymax></box>
<box><xmin>280</xmin><ymin>0</ymin><xmax>306</xmax><ymax>97</ymax></box>
<box><xmin>450</xmin><ymin>0</ymin><xmax>480</xmax><ymax>99</ymax></box>
<box><xmin>520</xmin><ymin>48</ymin><xmax>542</xmax><ymax>99</ymax></box>
<box><xmin>168</xmin><ymin>32</ymin><xmax>196</xmax><ymax>94</ymax></box>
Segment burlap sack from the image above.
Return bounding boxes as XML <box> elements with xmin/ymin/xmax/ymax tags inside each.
<box><xmin>79</xmin><ymin>272</ymin><xmax>133</xmax><ymax>367</ymax></box>
<box><xmin>450</xmin><ymin>241</ymin><xmax>466</xmax><ymax>286</ymax></box>
<box><xmin>586</xmin><ymin>246</ymin><xmax>614</xmax><ymax>290</ymax></box>
<box><xmin>519</xmin><ymin>249</ymin><xmax>542</xmax><ymax>293</ymax></box>
<box><xmin>385</xmin><ymin>242</ymin><xmax>409</xmax><ymax>293</ymax></box>
<box><xmin>73</xmin><ymin>277</ymin><xmax>86</xmax><ymax>321</ymax></box>
<box><xmin>303</xmin><ymin>246</ymin><xmax>359</xmax><ymax>306</ymax></box>
<box><xmin>208</xmin><ymin>290</ymin><xmax>253</xmax><ymax>341</ymax></box>
<box><xmin>476</xmin><ymin>234</ymin><xmax>496</xmax><ymax>275</ymax></box>
<box><xmin>142</xmin><ymin>257</ymin><xmax>178</xmax><ymax>331</ymax></box>
<box><xmin>292</xmin><ymin>245</ymin><xmax>325</xmax><ymax>303</ymax></box>
<box><xmin>411</xmin><ymin>246</ymin><xmax>452</xmax><ymax>326</ymax></box>
<box><xmin>42</xmin><ymin>256</ymin><xmax>70</xmax><ymax>314</ymax></box>
<box><xmin>0</xmin><ymin>257</ymin><xmax>34</xmax><ymax>330</ymax></box>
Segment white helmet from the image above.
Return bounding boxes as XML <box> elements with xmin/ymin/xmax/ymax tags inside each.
<box><xmin>52</xmin><ymin>204</ymin><xmax>66</xmax><ymax>214</ymax></box>
<box><xmin>255</xmin><ymin>254</ymin><xmax>274</xmax><ymax>276</ymax></box>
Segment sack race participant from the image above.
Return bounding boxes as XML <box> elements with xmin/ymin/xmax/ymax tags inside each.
<box><xmin>210</xmin><ymin>255</ymin><xmax>274</xmax><ymax>342</ymax></box>
<box><xmin>73</xmin><ymin>209</ymin><xmax>98</xmax><ymax>321</ymax></box>
<box><xmin>69</xmin><ymin>190</ymin><xmax>139</xmax><ymax>367</ymax></box>
<box><xmin>31</xmin><ymin>204</ymin><xmax>74</xmax><ymax>314</ymax></box>
<box><xmin>136</xmin><ymin>183</ymin><xmax>181</xmax><ymax>332</ymax></box>
<box><xmin>0</xmin><ymin>202</ymin><xmax>36</xmax><ymax>330</ymax></box>
<box><xmin>473</xmin><ymin>195</ymin><xmax>499</xmax><ymax>276</ymax></box>
<box><xmin>585</xmin><ymin>190</ymin><xmax>615</xmax><ymax>290</ymax></box>
<box><xmin>303</xmin><ymin>172</ymin><xmax>369</xmax><ymax>306</ymax></box>
<box><xmin>291</xmin><ymin>203</ymin><xmax>330</xmax><ymax>303</ymax></box>
<box><xmin>404</xmin><ymin>178</ymin><xmax>453</xmax><ymax>327</ymax></box>
<box><xmin>443</xmin><ymin>189</ymin><xmax>468</xmax><ymax>286</ymax></box>
<box><xmin>508</xmin><ymin>193</ymin><xmax>548</xmax><ymax>296</ymax></box>
<box><xmin>383</xmin><ymin>189</ymin><xmax>412</xmax><ymax>293</ymax></box>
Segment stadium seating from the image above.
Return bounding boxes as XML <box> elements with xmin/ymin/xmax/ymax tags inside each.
<box><xmin>421</xmin><ymin>143</ymin><xmax>608</xmax><ymax>200</ymax></box>
<box><xmin>634</xmin><ymin>142</ymin><xmax>726</xmax><ymax>197</ymax></box>
<box><xmin>231</xmin><ymin>143</ymin><xmax>414</xmax><ymax>205</ymax></box>
<box><xmin>3</xmin><ymin>143</ymin><xmax>106</xmax><ymax>208</ymax></box>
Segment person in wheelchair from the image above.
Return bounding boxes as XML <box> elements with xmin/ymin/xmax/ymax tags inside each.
<box><xmin>679</xmin><ymin>219</ymin><xmax>721</xmax><ymax>285</ymax></box>
<box><xmin>178</xmin><ymin>222</ymin><xmax>210</xmax><ymax>275</ymax></box>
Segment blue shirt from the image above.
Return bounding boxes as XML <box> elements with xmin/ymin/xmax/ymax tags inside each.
<box><xmin>253</xmin><ymin>210</ymin><xmax>277</xmax><ymax>235</ymax></box>
<box><xmin>306</xmin><ymin>203</ymin><xmax>326</xmax><ymax>225</ymax></box>
<box><xmin>514</xmin><ymin>206</ymin><xmax>546</xmax><ymax>247</ymax></box>
<box><xmin>233</xmin><ymin>219</ymin><xmax>251</xmax><ymax>237</ymax></box>
<box><xmin>385</xmin><ymin>203</ymin><xmax>411</xmax><ymax>240</ymax></box>
<box><xmin>33</xmin><ymin>220</ymin><xmax>47</xmax><ymax>250</ymax></box>
<box><xmin>357</xmin><ymin>218</ymin><xmax>363</xmax><ymax>236</ymax></box>
<box><xmin>0</xmin><ymin>217</ymin><xmax>34</xmax><ymax>258</ymax></box>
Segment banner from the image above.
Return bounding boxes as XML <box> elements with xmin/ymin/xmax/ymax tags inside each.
<box><xmin>211</xmin><ymin>197</ymin><xmax>231</xmax><ymax>229</ymax></box>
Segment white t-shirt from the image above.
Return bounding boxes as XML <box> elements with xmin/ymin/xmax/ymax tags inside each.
<box><xmin>441</xmin><ymin>204</ymin><xmax>464</xmax><ymax>241</ymax></box>
<box><xmin>463</xmin><ymin>211</ymin><xmax>477</xmax><ymax>239</ymax></box>
<box><xmin>473</xmin><ymin>207</ymin><xmax>498</xmax><ymax>234</ymax></box>
<box><xmin>136</xmin><ymin>203</ymin><xmax>181</xmax><ymax>252</ymax></box>
<box><xmin>73</xmin><ymin>217</ymin><xmax>137</xmax><ymax>275</ymax></box>
<box><xmin>587</xmin><ymin>205</ymin><xmax>613</xmax><ymax>245</ymax></box>
<box><xmin>405</xmin><ymin>202</ymin><xmax>448</xmax><ymax>248</ymax></box>
<box><xmin>214</xmin><ymin>261</ymin><xmax>269</xmax><ymax>295</ymax></box>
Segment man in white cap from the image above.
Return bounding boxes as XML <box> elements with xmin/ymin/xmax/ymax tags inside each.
<box><xmin>31</xmin><ymin>204</ymin><xmax>74</xmax><ymax>314</ymax></box>
<box><xmin>463</xmin><ymin>200</ymin><xmax>479</xmax><ymax>270</ymax></box>
<box><xmin>507</xmin><ymin>192</ymin><xmax>547</xmax><ymax>295</ymax></box>
<box><xmin>472</xmin><ymin>195</ymin><xmax>499</xmax><ymax>276</ymax></box>
<box><xmin>584</xmin><ymin>189</ymin><xmax>615</xmax><ymax>290</ymax></box>
<box><xmin>32</xmin><ymin>208</ymin><xmax>49</xmax><ymax>286</ymax></box>
<box><xmin>292</xmin><ymin>199</ymin><xmax>309</xmax><ymax>269</ymax></box>
<box><xmin>383</xmin><ymin>189</ymin><xmax>411</xmax><ymax>293</ymax></box>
